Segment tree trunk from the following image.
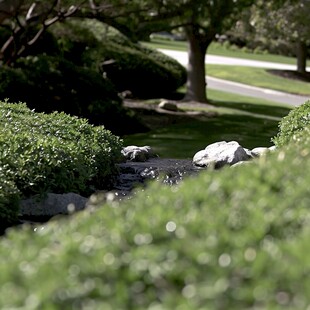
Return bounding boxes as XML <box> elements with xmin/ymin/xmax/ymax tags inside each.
<box><xmin>296</xmin><ymin>40</ymin><xmax>307</xmax><ymax>73</ymax></box>
<box><xmin>183</xmin><ymin>25</ymin><xmax>211</xmax><ymax>103</ymax></box>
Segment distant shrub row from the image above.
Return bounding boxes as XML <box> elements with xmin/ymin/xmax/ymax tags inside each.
<box><xmin>0</xmin><ymin>102</ymin><xmax>310</xmax><ymax>308</ymax></box>
<box><xmin>0</xmin><ymin>101</ymin><xmax>123</xmax><ymax>227</ymax></box>
<box><xmin>223</xmin><ymin>29</ymin><xmax>300</xmax><ymax>58</ymax></box>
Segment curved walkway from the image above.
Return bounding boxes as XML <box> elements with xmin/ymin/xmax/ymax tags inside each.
<box><xmin>207</xmin><ymin>76</ymin><xmax>309</xmax><ymax>106</ymax></box>
<box><xmin>159</xmin><ymin>49</ymin><xmax>310</xmax><ymax>106</ymax></box>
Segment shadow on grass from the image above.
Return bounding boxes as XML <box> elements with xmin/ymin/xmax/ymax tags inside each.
<box><xmin>124</xmin><ymin>89</ymin><xmax>293</xmax><ymax>158</ymax></box>
<box><xmin>167</xmin><ymin>88</ymin><xmax>292</xmax><ymax>119</ymax></box>
<box><xmin>123</xmin><ymin>113</ymin><xmax>282</xmax><ymax>158</ymax></box>
<box><xmin>209</xmin><ymin>99</ymin><xmax>291</xmax><ymax>119</ymax></box>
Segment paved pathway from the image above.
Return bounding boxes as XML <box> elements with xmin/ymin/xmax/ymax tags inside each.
<box><xmin>159</xmin><ymin>49</ymin><xmax>310</xmax><ymax>106</ymax></box>
<box><xmin>207</xmin><ymin>76</ymin><xmax>308</xmax><ymax>106</ymax></box>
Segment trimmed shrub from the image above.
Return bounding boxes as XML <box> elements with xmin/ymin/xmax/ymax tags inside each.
<box><xmin>50</xmin><ymin>20</ymin><xmax>187</xmax><ymax>98</ymax></box>
<box><xmin>0</xmin><ymin>123</ymin><xmax>310</xmax><ymax>308</ymax></box>
<box><xmin>89</xmin><ymin>37</ymin><xmax>187</xmax><ymax>98</ymax></box>
<box><xmin>95</xmin><ymin>45</ymin><xmax>186</xmax><ymax>97</ymax></box>
<box><xmin>15</xmin><ymin>54</ymin><xmax>121</xmax><ymax>115</ymax></box>
<box><xmin>1</xmin><ymin>20</ymin><xmax>185</xmax><ymax>134</ymax></box>
<box><xmin>0</xmin><ymin>55</ymin><xmax>145</xmax><ymax>135</ymax></box>
<box><xmin>47</xmin><ymin>19</ymin><xmax>100</xmax><ymax>63</ymax></box>
<box><xmin>0</xmin><ymin>167</ymin><xmax>20</xmax><ymax>229</ymax></box>
<box><xmin>272</xmin><ymin>100</ymin><xmax>310</xmax><ymax>147</ymax></box>
<box><xmin>0</xmin><ymin>101</ymin><xmax>123</xmax><ymax>224</ymax></box>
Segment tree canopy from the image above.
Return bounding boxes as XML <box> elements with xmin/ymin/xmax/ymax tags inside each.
<box><xmin>254</xmin><ymin>0</ymin><xmax>310</xmax><ymax>73</ymax></box>
<box><xmin>0</xmin><ymin>0</ymin><xmax>256</xmax><ymax>102</ymax></box>
<box><xmin>229</xmin><ymin>0</ymin><xmax>310</xmax><ymax>73</ymax></box>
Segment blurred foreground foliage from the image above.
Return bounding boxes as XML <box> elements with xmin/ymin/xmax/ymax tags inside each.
<box><xmin>0</xmin><ymin>102</ymin><xmax>310</xmax><ymax>309</ymax></box>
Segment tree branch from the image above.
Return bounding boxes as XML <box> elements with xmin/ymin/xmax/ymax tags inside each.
<box><xmin>26</xmin><ymin>2</ymin><xmax>36</xmax><ymax>20</ymax></box>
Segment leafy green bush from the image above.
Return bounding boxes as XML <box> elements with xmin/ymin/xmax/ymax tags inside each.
<box><xmin>95</xmin><ymin>45</ymin><xmax>186</xmax><ymax>97</ymax></box>
<box><xmin>0</xmin><ymin>101</ymin><xmax>123</xmax><ymax>224</ymax></box>
<box><xmin>272</xmin><ymin>100</ymin><xmax>310</xmax><ymax>147</ymax></box>
<box><xmin>1</xmin><ymin>20</ymin><xmax>185</xmax><ymax>134</ymax></box>
<box><xmin>16</xmin><ymin>54</ymin><xmax>121</xmax><ymax>115</ymax></box>
<box><xmin>0</xmin><ymin>55</ymin><xmax>145</xmax><ymax>135</ymax></box>
<box><xmin>0</xmin><ymin>167</ymin><xmax>20</xmax><ymax>229</ymax></box>
<box><xmin>90</xmin><ymin>38</ymin><xmax>187</xmax><ymax>98</ymax></box>
<box><xmin>50</xmin><ymin>20</ymin><xmax>187</xmax><ymax>98</ymax></box>
<box><xmin>48</xmin><ymin>19</ymin><xmax>100</xmax><ymax>64</ymax></box>
<box><xmin>0</xmin><ymin>123</ymin><xmax>310</xmax><ymax>309</ymax></box>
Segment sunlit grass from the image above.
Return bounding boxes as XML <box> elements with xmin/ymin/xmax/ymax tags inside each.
<box><xmin>206</xmin><ymin>64</ymin><xmax>310</xmax><ymax>95</ymax></box>
<box><xmin>123</xmin><ymin>115</ymin><xmax>282</xmax><ymax>158</ymax></box>
<box><xmin>123</xmin><ymin>90</ymin><xmax>291</xmax><ymax>158</ymax></box>
<box><xmin>131</xmin><ymin>38</ymin><xmax>302</xmax><ymax>158</ymax></box>
<box><xmin>175</xmin><ymin>87</ymin><xmax>292</xmax><ymax>117</ymax></box>
<box><xmin>144</xmin><ymin>38</ymin><xmax>310</xmax><ymax>95</ymax></box>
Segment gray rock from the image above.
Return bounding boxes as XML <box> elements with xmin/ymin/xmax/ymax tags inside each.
<box><xmin>231</xmin><ymin>161</ymin><xmax>253</xmax><ymax>167</ymax></box>
<box><xmin>158</xmin><ymin>100</ymin><xmax>178</xmax><ymax>111</ymax></box>
<box><xmin>193</xmin><ymin>141</ymin><xmax>251</xmax><ymax>168</ymax></box>
<box><xmin>18</xmin><ymin>141</ymin><xmax>277</xmax><ymax>219</ymax></box>
<box><xmin>20</xmin><ymin>193</ymin><xmax>88</xmax><ymax>217</ymax></box>
<box><xmin>244</xmin><ymin>148</ymin><xmax>255</xmax><ymax>158</ymax></box>
<box><xmin>269</xmin><ymin>145</ymin><xmax>277</xmax><ymax>151</ymax></box>
<box><xmin>115</xmin><ymin>158</ymin><xmax>200</xmax><ymax>191</ymax></box>
<box><xmin>251</xmin><ymin>147</ymin><xmax>270</xmax><ymax>157</ymax></box>
<box><xmin>121</xmin><ymin>145</ymin><xmax>158</xmax><ymax>162</ymax></box>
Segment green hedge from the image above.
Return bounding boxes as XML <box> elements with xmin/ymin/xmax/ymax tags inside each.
<box><xmin>0</xmin><ymin>101</ymin><xmax>123</xmax><ymax>225</ymax></box>
<box><xmin>0</xmin><ymin>121</ymin><xmax>310</xmax><ymax>308</ymax></box>
<box><xmin>0</xmin><ymin>55</ymin><xmax>145</xmax><ymax>135</ymax></box>
<box><xmin>272</xmin><ymin>100</ymin><xmax>310</xmax><ymax>147</ymax></box>
<box><xmin>51</xmin><ymin>20</ymin><xmax>187</xmax><ymax>98</ymax></box>
<box><xmin>94</xmin><ymin>43</ymin><xmax>187</xmax><ymax>97</ymax></box>
<box><xmin>0</xmin><ymin>167</ymin><xmax>19</xmax><ymax>229</ymax></box>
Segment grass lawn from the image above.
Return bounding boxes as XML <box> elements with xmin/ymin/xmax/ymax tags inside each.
<box><xmin>206</xmin><ymin>65</ymin><xmax>310</xmax><ymax>96</ymax></box>
<box><xmin>206</xmin><ymin>89</ymin><xmax>292</xmax><ymax>118</ymax></box>
<box><xmin>129</xmin><ymin>38</ymin><xmax>303</xmax><ymax>158</ymax></box>
<box><xmin>144</xmin><ymin>38</ymin><xmax>310</xmax><ymax>95</ymax></box>
<box><xmin>123</xmin><ymin>90</ymin><xmax>292</xmax><ymax>158</ymax></box>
